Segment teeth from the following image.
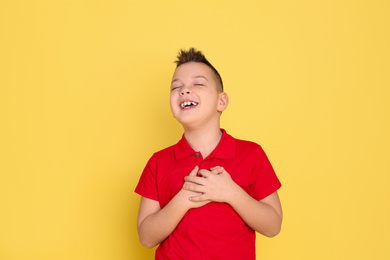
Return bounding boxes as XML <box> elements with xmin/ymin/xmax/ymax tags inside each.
<box><xmin>180</xmin><ymin>101</ymin><xmax>198</xmax><ymax>108</ymax></box>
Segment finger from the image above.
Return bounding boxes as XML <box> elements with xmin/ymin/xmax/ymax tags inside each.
<box><xmin>183</xmin><ymin>183</ymin><xmax>205</xmax><ymax>193</ymax></box>
<box><xmin>197</xmin><ymin>169</ymin><xmax>211</xmax><ymax>178</ymax></box>
<box><xmin>210</xmin><ymin>166</ymin><xmax>224</xmax><ymax>175</ymax></box>
<box><xmin>188</xmin><ymin>165</ymin><xmax>199</xmax><ymax>177</ymax></box>
<box><xmin>189</xmin><ymin>194</ymin><xmax>209</xmax><ymax>202</ymax></box>
<box><xmin>184</xmin><ymin>176</ymin><xmax>206</xmax><ymax>185</ymax></box>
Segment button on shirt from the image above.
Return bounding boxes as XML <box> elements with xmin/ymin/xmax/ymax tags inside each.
<box><xmin>135</xmin><ymin>129</ymin><xmax>281</xmax><ymax>260</ymax></box>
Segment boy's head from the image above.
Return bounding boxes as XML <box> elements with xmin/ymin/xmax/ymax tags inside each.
<box><xmin>174</xmin><ymin>48</ymin><xmax>223</xmax><ymax>93</ymax></box>
<box><xmin>170</xmin><ymin>48</ymin><xmax>228</xmax><ymax>129</ymax></box>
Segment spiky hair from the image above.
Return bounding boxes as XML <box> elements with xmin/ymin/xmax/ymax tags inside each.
<box><xmin>174</xmin><ymin>48</ymin><xmax>223</xmax><ymax>92</ymax></box>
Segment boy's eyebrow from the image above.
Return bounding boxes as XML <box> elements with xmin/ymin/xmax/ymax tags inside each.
<box><xmin>171</xmin><ymin>76</ymin><xmax>209</xmax><ymax>84</ymax></box>
<box><xmin>193</xmin><ymin>76</ymin><xmax>209</xmax><ymax>81</ymax></box>
<box><xmin>171</xmin><ymin>79</ymin><xmax>179</xmax><ymax>84</ymax></box>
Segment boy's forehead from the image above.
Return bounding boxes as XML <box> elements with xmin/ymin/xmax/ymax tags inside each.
<box><xmin>172</xmin><ymin>62</ymin><xmax>214</xmax><ymax>81</ymax></box>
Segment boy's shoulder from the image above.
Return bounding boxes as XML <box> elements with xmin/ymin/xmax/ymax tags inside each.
<box><xmin>234</xmin><ymin>136</ymin><xmax>261</xmax><ymax>147</ymax></box>
<box><xmin>152</xmin><ymin>143</ymin><xmax>176</xmax><ymax>158</ymax></box>
<box><xmin>234</xmin><ymin>136</ymin><xmax>266</xmax><ymax>154</ymax></box>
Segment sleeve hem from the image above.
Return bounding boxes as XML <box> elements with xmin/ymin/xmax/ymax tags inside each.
<box><xmin>134</xmin><ymin>188</ymin><xmax>159</xmax><ymax>201</ymax></box>
<box><xmin>253</xmin><ymin>182</ymin><xmax>282</xmax><ymax>201</ymax></box>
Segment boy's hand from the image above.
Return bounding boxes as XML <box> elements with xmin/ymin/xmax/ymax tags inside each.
<box><xmin>177</xmin><ymin>166</ymin><xmax>210</xmax><ymax>209</ymax></box>
<box><xmin>183</xmin><ymin>166</ymin><xmax>240</xmax><ymax>204</ymax></box>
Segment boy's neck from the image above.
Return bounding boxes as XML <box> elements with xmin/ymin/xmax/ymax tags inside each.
<box><xmin>183</xmin><ymin>125</ymin><xmax>223</xmax><ymax>159</ymax></box>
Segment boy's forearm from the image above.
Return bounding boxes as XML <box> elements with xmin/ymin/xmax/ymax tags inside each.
<box><xmin>227</xmin><ymin>188</ymin><xmax>282</xmax><ymax>237</ymax></box>
<box><xmin>138</xmin><ymin>194</ymin><xmax>189</xmax><ymax>248</ymax></box>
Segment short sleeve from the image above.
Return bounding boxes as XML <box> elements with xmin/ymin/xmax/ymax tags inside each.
<box><xmin>250</xmin><ymin>147</ymin><xmax>281</xmax><ymax>201</ymax></box>
<box><xmin>134</xmin><ymin>155</ymin><xmax>159</xmax><ymax>201</ymax></box>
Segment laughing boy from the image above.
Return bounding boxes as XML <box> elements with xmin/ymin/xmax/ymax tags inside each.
<box><xmin>135</xmin><ymin>48</ymin><xmax>282</xmax><ymax>260</ymax></box>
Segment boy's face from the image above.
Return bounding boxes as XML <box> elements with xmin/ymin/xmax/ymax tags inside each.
<box><xmin>170</xmin><ymin>62</ymin><xmax>228</xmax><ymax>128</ymax></box>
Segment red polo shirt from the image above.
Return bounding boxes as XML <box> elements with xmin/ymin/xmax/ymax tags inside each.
<box><xmin>135</xmin><ymin>129</ymin><xmax>281</xmax><ymax>260</ymax></box>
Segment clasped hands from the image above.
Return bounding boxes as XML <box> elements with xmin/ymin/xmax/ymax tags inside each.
<box><xmin>182</xmin><ymin>165</ymin><xmax>239</xmax><ymax>205</ymax></box>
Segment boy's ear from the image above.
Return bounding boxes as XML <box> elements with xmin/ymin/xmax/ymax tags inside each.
<box><xmin>217</xmin><ymin>92</ymin><xmax>229</xmax><ymax>112</ymax></box>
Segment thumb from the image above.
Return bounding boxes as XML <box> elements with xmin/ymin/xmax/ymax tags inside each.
<box><xmin>189</xmin><ymin>165</ymin><xmax>199</xmax><ymax>176</ymax></box>
<box><xmin>210</xmin><ymin>166</ymin><xmax>224</xmax><ymax>175</ymax></box>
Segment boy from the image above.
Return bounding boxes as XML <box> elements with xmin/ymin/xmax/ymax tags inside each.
<box><xmin>135</xmin><ymin>48</ymin><xmax>282</xmax><ymax>260</ymax></box>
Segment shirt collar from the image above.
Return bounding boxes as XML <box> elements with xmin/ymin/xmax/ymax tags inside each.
<box><xmin>174</xmin><ymin>129</ymin><xmax>236</xmax><ymax>160</ymax></box>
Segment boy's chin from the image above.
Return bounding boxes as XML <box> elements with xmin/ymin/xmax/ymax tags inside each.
<box><xmin>174</xmin><ymin>117</ymin><xmax>198</xmax><ymax>129</ymax></box>
<box><xmin>174</xmin><ymin>118</ymin><xmax>192</xmax><ymax>126</ymax></box>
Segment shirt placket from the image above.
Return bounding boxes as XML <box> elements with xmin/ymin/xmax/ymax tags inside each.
<box><xmin>194</xmin><ymin>152</ymin><xmax>215</xmax><ymax>170</ymax></box>
<box><xmin>193</xmin><ymin>152</ymin><xmax>203</xmax><ymax>166</ymax></box>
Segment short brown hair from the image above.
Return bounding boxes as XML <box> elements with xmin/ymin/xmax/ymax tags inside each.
<box><xmin>174</xmin><ymin>48</ymin><xmax>223</xmax><ymax>92</ymax></box>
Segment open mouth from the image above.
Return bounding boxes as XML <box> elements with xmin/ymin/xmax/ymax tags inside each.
<box><xmin>180</xmin><ymin>101</ymin><xmax>199</xmax><ymax>109</ymax></box>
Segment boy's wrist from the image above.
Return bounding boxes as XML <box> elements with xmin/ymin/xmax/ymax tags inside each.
<box><xmin>225</xmin><ymin>184</ymin><xmax>246</xmax><ymax>206</ymax></box>
<box><xmin>174</xmin><ymin>189</ymin><xmax>198</xmax><ymax>211</ymax></box>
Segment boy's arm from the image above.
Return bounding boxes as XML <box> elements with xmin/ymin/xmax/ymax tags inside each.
<box><xmin>183</xmin><ymin>167</ymin><xmax>282</xmax><ymax>237</ymax></box>
<box><xmin>228</xmin><ymin>190</ymin><xmax>282</xmax><ymax>237</ymax></box>
<box><xmin>137</xmin><ymin>166</ymin><xmax>209</xmax><ymax>248</ymax></box>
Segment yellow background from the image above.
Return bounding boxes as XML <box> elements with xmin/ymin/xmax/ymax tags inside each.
<box><xmin>1</xmin><ymin>0</ymin><xmax>389</xmax><ymax>259</ymax></box>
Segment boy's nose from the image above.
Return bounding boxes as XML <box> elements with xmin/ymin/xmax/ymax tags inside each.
<box><xmin>180</xmin><ymin>88</ymin><xmax>192</xmax><ymax>95</ymax></box>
